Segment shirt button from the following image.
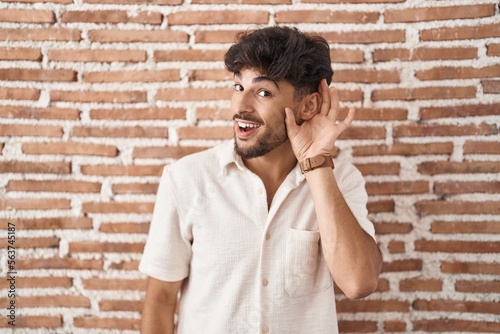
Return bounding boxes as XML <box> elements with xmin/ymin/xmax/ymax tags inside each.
<box><xmin>262</xmin><ymin>326</ymin><xmax>269</xmax><ymax>334</ymax></box>
<box><xmin>262</xmin><ymin>279</ymin><xmax>268</xmax><ymax>286</ymax></box>
<box><xmin>257</xmin><ymin>188</ymin><xmax>263</xmax><ymax>195</ymax></box>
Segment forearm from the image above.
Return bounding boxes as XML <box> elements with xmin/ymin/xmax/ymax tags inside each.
<box><xmin>305</xmin><ymin>167</ymin><xmax>382</xmax><ymax>299</ymax></box>
<box><xmin>141</xmin><ymin>298</ymin><xmax>177</xmax><ymax>334</ymax></box>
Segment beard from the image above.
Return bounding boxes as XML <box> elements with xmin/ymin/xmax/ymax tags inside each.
<box><xmin>234</xmin><ymin>124</ymin><xmax>288</xmax><ymax>159</ymax></box>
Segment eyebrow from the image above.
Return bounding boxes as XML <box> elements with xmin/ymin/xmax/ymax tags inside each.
<box><xmin>234</xmin><ymin>72</ymin><xmax>281</xmax><ymax>92</ymax></box>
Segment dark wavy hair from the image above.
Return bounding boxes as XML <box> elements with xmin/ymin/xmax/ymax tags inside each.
<box><xmin>224</xmin><ymin>26</ymin><xmax>333</xmax><ymax>100</ymax></box>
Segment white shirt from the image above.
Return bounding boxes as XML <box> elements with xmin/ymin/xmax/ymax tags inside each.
<box><xmin>139</xmin><ymin>140</ymin><xmax>375</xmax><ymax>334</ymax></box>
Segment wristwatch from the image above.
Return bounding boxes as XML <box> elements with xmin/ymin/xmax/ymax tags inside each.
<box><xmin>299</xmin><ymin>155</ymin><xmax>335</xmax><ymax>174</ymax></box>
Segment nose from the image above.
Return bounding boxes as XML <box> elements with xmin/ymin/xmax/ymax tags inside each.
<box><xmin>232</xmin><ymin>90</ymin><xmax>254</xmax><ymax>115</ymax></box>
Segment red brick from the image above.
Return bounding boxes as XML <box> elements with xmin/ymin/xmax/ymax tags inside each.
<box><xmin>86</xmin><ymin>0</ymin><xmax>180</xmax><ymax>3</ymax></box>
<box><xmin>0</xmin><ymin>198</ymin><xmax>70</xmax><ymax>210</ymax></box>
<box><xmin>0</xmin><ymin>9</ymin><xmax>55</xmax><ymax>23</ymax></box>
<box><xmin>355</xmin><ymin>162</ymin><xmax>400</xmax><ymax>175</ymax></box>
<box><xmin>482</xmin><ymin>79</ymin><xmax>500</xmax><ymax>94</ymax></box>
<box><xmin>431</xmin><ymin>221</ymin><xmax>500</xmax><ymax>234</ymax></box>
<box><xmin>435</xmin><ymin>181</ymin><xmax>499</xmax><ymax>194</ymax></box>
<box><xmin>89</xmin><ymin>29</ymin><xmax>187</xmax><ymax>43</ymax></box>
<box><xmin>99</xmin><ymin>300</ymin><xmax>142</xmax><ymax>312</ymax></box>
<box><xmin>83</xmin><ymin>278</ymin><xmax>146</xmax><ymax>290</ymax></box>
<box><xmin>353</xmin><ymin>142</ymin><xmax>453</xmax><ymax>156</ymax></box>
<box><xmin>18</xmin><ymin>258</ymin><xmax>103</xmax><ymax>270</ymax></box>
<box><xmin>0</xmin><ymin>87</ymin><xmax>40</xmax><ymax>100</ymax></box>
<box><xmin>338</xmin><ymin>321</ymin><xmax>378</xmax><ymax>333</ymax></box>
<box><xmin>112</xmin><ymin>183</ymin><xmax>159</xmax><ymax>195</ymax></box>
<box><xmin>178</xmin><ymin>126</ymin><xmax>233</xmax><ymax>140</ymax></box>
<box><xmin>366</xmin><ymin>181</ymin><xmax>428</xmax><ymax>195</ymax></box>
<box><xmin>367</xmin><ymin>200</ymin><xmax>394</xmax><ymax>213</ymax></box>
<box><xmin>418</xmin><ymin>161</ymin><xmax>500</xmax><ymax>175</ymax></box>
<box><xmin>192</xmin><ymin>0</ymin><xmax>289</xmax><ymax>3</ymax></box>
<box><xmin>456</xmin><ymin>280</ymin><xmax>500</xmax><ymax>293</ymax></box>
<box><xmin>487</xmin><ymin>43</ymin><xmax>500</xmax><ymax>56</ymax></box>
<box><xmin>82</xmin><ymin>202</ymin><xmax>154</xmax><ymax>214</ymax></box>
<box><xmin>195</xmin><ymin>30</ymin><xmax>251</xmax><ymax>43</ymax></box>
<box><xmin>189</xmin><ymin>69</ymin><xmax>232</xmax><ymax>81</ymax></box>
<box><xmin>15</xmin><ymin>237</ymin><xmax>60</xmax><ymax>249</ymax></box>
<box><xmin>463</xmin><ymin>140</ymin><xmax>500</xmax><ymax>154</ymax></box>
<box><xmin>385</xmin><ymin>4</ymin><xmax>495</xmax><ymax>23</ymax></box>
<box><xmin>421</xmin><ymin>23</ymin><xmax>500</xmax><ymax>41</ymax></box>
<box><xmin>384</xmin><ymin>321</ymin><xmax>406</xmax><ymax>332</ymax></box>
<box><xmin>373</xmin><ymin>47</ymin><xmax>477</xmax><ymax>62</ymax></box>
<box><xmin>90</xmin><ymin>107</ymin><xmax>185</xmax><ymax>121</ymax></box>
<box><xmin>81</xmin><ymin>164</ymin><xmax>163</xmax><ymax>176</ymax></box>
<box><xmin>0</xmin><ymin>124</ymin><xmax>63</xmax><ymax>137</ymax></box>
<box><xmin>74</xmin><ymin>317</ymin><xmax>139</xmax><ymax>330</ymax></box>
<box><xmin>331</xmin><ymin>49</ymin><xmax>364</xmax><ymax>63</ymax></box>
<box><xmin>0</xmin><ymin>316</ymin><xmax>62</xmax><ymax>328</ymax></box>
<box><xmin>337</xmin><ymin>89</ymin><xmax>363</xmax><ymax>102</ymax></box>
<box><xmin>84</xmin><ymin>69</ymin><xmax>179</xmax><ymax>83</ymax></box>
<box><xmin>382</xmin><ymin>259</ymin><xmax>422</xmax><ymax>272</ymax></box>
<box><xmin>0</xmin><ymin>28</ymin><xmax>80</xmax><ymax>41</ymax></box>
<box><xmin>155</xmin><ymin>49</ymin><xmax>226</xmax><ymax>62</ymax></box>
<box><xmin>416</xmin><ymin>200</ymin><xmax>499</xmax><ymax>216</ymax></box>
<box><xmin>70</xmin><ymin>242</ymin><xmax>144</xmax><ymax>253</ymax></box>
<box><xmin>22</xmin><ymin>142</ymin><xmax>118</xmax><ymax>157</ymax></box>
<box><xmin>3</xmin><ymin>0</ymin><xmax>71</xmax><ymax>2</ymax></box>
<box><xmin>413</xmin><ymin>319</ymin><xmax>497</xmax><ymax>333</ymax></box>
<box><xmin>399</xmin><ymin>279</ymin><xmax>442</xmax><ymax>291</ymax></box>
<box><xmin>416</xmin><ymin>65</ymin><xmax>500</xmax><ymax>80</ymax></box>
<box><xmin>333</xmin><ymin>69</ymin><xmax>400</xmax><ymax>83</ymax></box>
<box><xmin>0</xmin><ymin>161</ymin><xmax>70</xmax><ymax>174</ymax></box>
<box><xmin>0</xmin><ymin>217</ymin><xmax>92</xmax><ymax>230</ymax></box>
<box><xmin>0</xmin><ymin>276</ymin><xmax>72</xmax><ymax>288</ymax></box>
<box><xmin>415</xmin><ymin>240</ymin><xmax>500</xmax><ymax>253</ymax></box>
<box><xmin>72</xmin><ymin>126</ymin><xmax>167</xmax><ymax>138</ymax></box>
<box><xmin>0</xmin><ymin>47</ymin><xmax>42</xmax><ymax>61</ymax></box>
<box><xmin>373</xmin><ymin>221</ymin><xmax>412</xmax><ymax>234</ymax></box>
<box><xmin>322</xmin><ymin>29</ymin><xmax>405</xmax><ymax>44</ymax></box>
<box><xmin>15</xmin><ymin>295</ymin><xmax>90</xmax><ymax>308</ymax></box>
<box><xmin>61</xmin><ymin>10</ymin><xmax>162</xmax><ymax>24</ymax></box>
<box><xmin>169</xmin><ymin>10</ymin><xmax>268</xmax><ymax>25</ymax></box>
<box><xmin>420</xmin><ymin>103</ymin><xmax>499</xmax><ymax>119</ymax></box>
<box><xmin>133</xmin><ymin>146</ymin><xmax>207</xmax><ymax>159</ymax></box>
<box><xmin>7</xmin><ymin>180</ymin><xmax>101</xmax><ymax>193</ymax></box>
<box><xmin>48</xmin><ymin>49</ymin><xmax>146</xmax><ymax>62</ymax></box>
<box><xmin>372</xmin><ymin>86</ymin><xmax>476</xmax><ymax>101</ymax></box>
<box><xmin>441</xmin><ymin>261</ymin><xmax>500</xmax><ymax>275</ymax></box>
<box><xmin>0</xmin><ymin>106</ymin><xmax>79</xmax><ymax>120</ymax></box>
<box><xmin>337</xmin><ymin>299</ymin><xmax>409</xmax><ymax>312</ymax></box>
<box><xmin>157</xmin><ymin>87</ymin><xmax>232</xmax><ymax>101</ymax></box>
<box><xmin>51</xmin><ymin>90</ymin><xmax>146</xmax><ymax>103</ymax></box>
<box><xmin>99</xmin><ymin>222</ymin><xmax>150</xmax><ymax>234</ymax></box>
<box><xmin>276</xmin><ymin>10</ymin><xmax>378</xmax><ymax>23</ymax></box>
<box><xmin>339</xmin><ymin>126</ymin><xmax>386</xmax><ymax>139</ymax></box>
<box><xmin>109</xmin><ymin>260</ymin><xmax>140</xmax><ymax>270</ymax></box>
<box><xmin>388</xmin><ymin>241</ymin><xmax>405</xmax><ymax>253</ymax></box>
<box><xmin>197</xmin><ymin>107</ymin><xmax>233</xmax><ymax>120</ymax></box>
<box><xmin>394</xmin><ymin>123</ymin><xmax>496</xmax><ymax>137</ymax></box>
<box><xmin>413</xmin><ymin>299</ymin><xmax>500</xmax><ymax>315</ymax></box>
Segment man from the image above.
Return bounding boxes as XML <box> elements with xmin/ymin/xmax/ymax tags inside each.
<box><xmin>139</xmin><ymin>26</ymin><xmax>382</xmax><ymax>334</ymax></box>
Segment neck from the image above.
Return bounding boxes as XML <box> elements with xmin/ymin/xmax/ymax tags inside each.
<box><xmin>243</xmin><ymin>141</ymin><xmax>297</xmax><ymax>187</ymax></box>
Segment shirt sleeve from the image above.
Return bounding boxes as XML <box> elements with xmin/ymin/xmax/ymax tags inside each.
<box><xmin>139</xmin><ymin>166</ymin><xmax>192</xmax><ymax>282</ymax></box>
<box><xmin>334</xmin><ymin>162</ymin><xmax>376</xmax><ymax>242</ymax></box>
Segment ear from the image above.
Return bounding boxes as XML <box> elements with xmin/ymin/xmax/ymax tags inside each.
<box><xmin>296</xmin><ymin>92</ymin><xmax>321</xmax><ymax>121</ymax></box>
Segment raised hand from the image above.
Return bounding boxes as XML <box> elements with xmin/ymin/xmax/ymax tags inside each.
<box><xmin>284</xmin><ymin>79</ymin><xmax>355</xmax><ymax>162</ymax></box>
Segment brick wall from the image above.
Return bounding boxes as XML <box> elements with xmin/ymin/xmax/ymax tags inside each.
<box><xmin>0</xmin><ymin>0</ymin><xmax>498</xmax><ymax>332</ymax></box>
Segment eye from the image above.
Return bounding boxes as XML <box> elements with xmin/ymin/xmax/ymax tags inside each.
<box><xmin>233</xmin><ymin>84</ymin><xmax>243</xmax><ymax>92</ymax></box>
<box><xmin>258</xmin><ymin>90</ymin><xmax>271</xmax><ymax>97</ymax></box>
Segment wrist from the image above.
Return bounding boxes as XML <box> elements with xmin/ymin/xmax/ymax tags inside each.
<box><xmin>299</xmin><ymin>155</ymin><xmax>334</xmax><ymax>174</ymax></box>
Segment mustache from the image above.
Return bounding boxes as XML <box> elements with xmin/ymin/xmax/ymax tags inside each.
<box><xmin>232</xmin><ymin>113</ymin><xmax>263</xmax><ymax>124</ymax></box>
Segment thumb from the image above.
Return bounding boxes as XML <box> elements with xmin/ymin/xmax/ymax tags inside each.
<box><xmin>284</xmin><ymin>107</ymin><xmax>299</xmax><ymax>134</ymax></box>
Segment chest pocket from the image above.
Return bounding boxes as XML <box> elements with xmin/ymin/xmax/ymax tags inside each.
<box><xmin>285</xmin><ymin>228</ymin><xmax>332</xmax><ymax>298</ymax></box>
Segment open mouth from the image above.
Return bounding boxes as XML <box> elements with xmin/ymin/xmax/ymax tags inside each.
<box><xmin>234</xmin><ymin>120</ymin><xmax>261</xmax><ymax>137</ymax></box>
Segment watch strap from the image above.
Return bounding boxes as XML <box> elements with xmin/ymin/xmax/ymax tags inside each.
<box><xmin>299</xmin><ymin>155</ymin><xmax>334</xmax><ymax>174</ymax></box>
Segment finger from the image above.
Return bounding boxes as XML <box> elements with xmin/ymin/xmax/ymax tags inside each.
<box><xmin>329</xmin><ymin>86</ymin><xmax>340</xmax><ymax>121</ymax></box>
<box><xmin>336</xmin><ymin>108</ymin><xmax>356</xmax><ymax>134</ymax></box>
<box><xmin>284</xmin><ymin>107</ymin><xmax>300</xmax><ymax>135</ymax></box>
<box><xmin>319</xmin><ymin>79</ymin><xmax>330</xmax><ymax>116</ymax></box>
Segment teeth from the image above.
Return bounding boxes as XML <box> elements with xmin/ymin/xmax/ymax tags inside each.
<box><xmin>238</xmin><ymin>122</ymin><xmax>260</xmax><ymax>129</ymax></box>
